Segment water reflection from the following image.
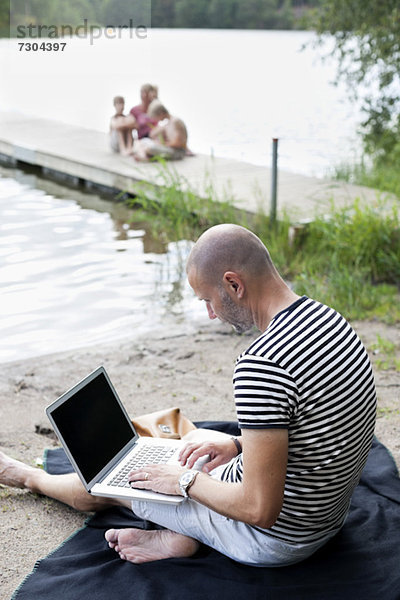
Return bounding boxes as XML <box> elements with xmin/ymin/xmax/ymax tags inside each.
<box><xmin>0</xmin><ymin>166</ymin><xmax>206</xmax><ymax>363</ymax></box>
<box><xmin>31</xmin><ymin>173</ymin><xmax>169</xmax><ymax>254</ymax></box>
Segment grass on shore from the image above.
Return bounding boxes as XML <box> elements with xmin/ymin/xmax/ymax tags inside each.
<box><xmin>333</xmin><ymin>159</ymin><xmax>400</xmax><ymax>203</ymax></box>
<box><xmin>125</xmin><ymin>166</ymin><xmax>237</xmax><ymax>241</ymax></box>
<box><xmin>370</xmin><ymin>335</ymin><xmax>400</xmax><ymax>372</ymax></box>
<box><xmin>126</xmin><ymin>163</ymin><xmax>400</xmax><ymax>323</ymax></box>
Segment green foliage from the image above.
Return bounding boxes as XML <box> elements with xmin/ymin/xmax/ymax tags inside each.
<box><xmin>309</xmin><ymin>0</ymin><xmax>400</xmax><ymax>179</ymax></box>
<box><xmin>370</xmin><ymin>335</ymin><xmax>400</xmax><ymax>371</ymax></box>
<box><xmin>289</xmin><ymin>199</ymin><xmax>400</xmax><ymax>321</ymax></box>
<box><xmin>359</xmin><ymin>165</ymin><xmax>400</xmax><ymax>201</ymax></box>
<box><xmin>294</xmin><ymin>268</ymin><xmax>400</xmax><ymax>323</ymax></box>
<box><xmin>333</xmin><ymin>147</ymin><xmax>400</xmax><ymax>201</ymax></box>
<box><xmin>126</xmin><ymin>165</ymin><xmax>400</xmax><ymax>323</ymax></box>
<box><xmin>338</xmin><ymin>159</ymin><xmax>400</xmax><ymax>201</ymax></box>
<box><xmin>155</xmin><ymin>0</ymin><xmax>300</xmax><ymax>29</ymax></box>
<box><xmin>359</xmin><ymin>113</ymin><xmax>400</xmax><ymax>198</ymax></box>
<box><xmin>151</xmin><ymin>0</ymin><xmax>176</xmax><ymax>27</ymax></box>
<box><xmin>126</xmin><ymin>162</ymin><xmax>238</xmax><ymax>241</ymax></box>
<box><xmin>299</xmin><ymin>200</ymin><xmax>400</xmax><ymax>284</ymax></box>
<box><xmin>377</xmin><ymin>405</ymin><xmax>400</xmax><ymax>418</ymax></box>
<box><xmin>1</xmin><ymin>0</ymin><xmax>318</xmax><ymax>35</ymax></box>
<box><xmin>0</xmin><ymin>0</ymin><xmax>8</xmax><ymax>35</ymax></box>
<box><xmin>174</xmin><ymin>0</ymin><xmax>211</xmax><ymax>28</ymax></box>
<box><xmin>101</xmin><ymin>0</ymin><xmax>150</xmax><ymax>27</ymax></box>
<box><xmin>10</xmin><ymin>0</ymin><xmax>97</xmax><ymax>27</ymax></box>
<box><xmin>208</xmin><ymin>0</ymin><xmax>238</xmax><ymax>29</ymax></box>
<box><xmin>250</xmin><ymin>210</ymin><xmax>303</xmax><ymax>279</ymax></box>
<box><xmin>371</xmin><ymin>334</ymin><xmax>396</xmax><ymax>356</ymax></box>
<box><xmin>310</xmin><ymin>0</ymin><xmax>400</xmax><ymax>90</ymax></box>
<box><xmin>235</xmin><ymin>0</ymin><xmax>293</xmax><ymax>29</ymax></box>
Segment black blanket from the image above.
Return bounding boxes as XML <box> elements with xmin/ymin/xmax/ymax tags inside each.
<box><xmin>12</xmin><ymin>423</ymin><xmax>400</xmax><ymax>600</ymax></box>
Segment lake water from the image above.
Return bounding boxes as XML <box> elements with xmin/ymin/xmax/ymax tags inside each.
<box><xmin>1</xmin><ymin>29</ymin><xmax>363</xmax><ymax>176</ymax></box>
<box><xmin>0</xmin><ymin>29</ymin><xmax>364</xmax><ymax>362</ymax></box>
<box><xmin>0</xmin><ymin>166</ymin><xmax>206</xmax><ymax>363</ymax></box>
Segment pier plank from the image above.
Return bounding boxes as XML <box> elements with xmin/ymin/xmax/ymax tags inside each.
<box><xmin>0</xmin><ymin>111</ymin><xmax>382</xmax><ymax>220</ymax></box>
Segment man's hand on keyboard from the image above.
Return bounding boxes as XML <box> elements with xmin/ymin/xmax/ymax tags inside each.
<box><xmin>129</xmin><ymin>464</ymin><xmax>188</xmax><ymax>496</ymax></box>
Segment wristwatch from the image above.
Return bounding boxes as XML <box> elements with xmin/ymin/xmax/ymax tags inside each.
<box><xmin>179</xmin><ymin>470</ymin><xmax>198</xmax><ymax>498</ymax></box>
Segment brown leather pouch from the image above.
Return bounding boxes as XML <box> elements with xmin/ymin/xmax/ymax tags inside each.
<box><xmin>131</xmin><ymin>407</ymin><xmax>197</xmax><ymax>439</ymax></box>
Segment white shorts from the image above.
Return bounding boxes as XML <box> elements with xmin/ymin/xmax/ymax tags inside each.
<box><xmin>109</xmin><ymin>130</ymin><xmax>120</xmax><ymax>153</ymax></box>
<box><xmin>132</xmin><ymin>464</ymin><xmax>343</xmax><ymax>567</ymax></box>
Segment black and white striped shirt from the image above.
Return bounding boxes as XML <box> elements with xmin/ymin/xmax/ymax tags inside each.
<box><xmin>222</xmin><ymin>296</ymin><xmax>376</xmax><ymax>544</ymax></box>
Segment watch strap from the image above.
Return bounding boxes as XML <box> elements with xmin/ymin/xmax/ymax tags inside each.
<box><xmin>231</xmin><ymin>436</ymin><xmax>242</xmax><ymax>455</ymax></box>
<box><xmin>179</xmin><ymin>470</ymin><xmax>198</xmax><ymax>498</ymax></box>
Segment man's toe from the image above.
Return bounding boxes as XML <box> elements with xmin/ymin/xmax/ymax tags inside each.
<box><xmin>105</xmin><ymin>528</ymin><xmax>119</xmax><ymax>546</ymax></box>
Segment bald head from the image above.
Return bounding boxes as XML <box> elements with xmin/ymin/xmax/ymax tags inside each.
<box><xmin>186</xmin><ymin>224</ymin><xmax>276</xmax><ymax>285</ymax></box>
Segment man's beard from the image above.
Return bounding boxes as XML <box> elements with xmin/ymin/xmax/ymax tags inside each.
<box><xmin>218</xmin><ymin>289</ymin><xmax>254</xmax><ymax>334</ymax></box>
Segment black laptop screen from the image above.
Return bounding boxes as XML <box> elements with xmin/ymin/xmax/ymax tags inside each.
<box><xmin>51</xmin><ymin>372</ymin><xmax>135</xmax><ymax>484</ymax></box>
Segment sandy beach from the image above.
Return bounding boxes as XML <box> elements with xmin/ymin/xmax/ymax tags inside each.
<box><xmin>1</xmin><ymin>319</ymin><xmax>399</xmax><ymax>599</ymax></box>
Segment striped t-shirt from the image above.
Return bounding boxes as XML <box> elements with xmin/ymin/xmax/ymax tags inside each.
<box><xmin>221</xmin><ymin>296</ymin><xmax>377</xmax><ymax>544</ymax></box>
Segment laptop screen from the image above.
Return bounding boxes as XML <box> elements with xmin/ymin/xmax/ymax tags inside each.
<box><xmin>49</xmin><ymin>370</ymin><xmax>135</xmax><ymax>484</ymax></box>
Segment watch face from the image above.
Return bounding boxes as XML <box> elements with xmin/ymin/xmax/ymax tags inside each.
<box><xmin>179</xmin><ymin>470</ymin><xmax>198</xmax><ymax>498</ymax></box>
<box><xmin>180</xmin><ymin>471</ymin><xmax>196</xmax><ymax>497</ymax></box>
<box><xmin>181</xmin><ymin>472</ymin><xmax>194</xmax><ymax>485</ymax></box>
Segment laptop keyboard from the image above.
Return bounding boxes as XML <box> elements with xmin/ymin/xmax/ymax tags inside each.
<box><xmin>107</xmin><ymin>445</ymin><xmax>177</xmax><ymax>488</ymax></box>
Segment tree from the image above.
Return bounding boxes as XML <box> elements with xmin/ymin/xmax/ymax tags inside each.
<box><xmin>310</xmin><ymin>0</ymin><xmax>400</xmax><ymax>164</ymax></box>
<box><xmin>0</xmin><ymin>0</ymin><xmax>9</xmax><ymax>35</ymax></box>
<box><xmin>9</xmin><ymin>0</ymin><xmax>96</xmax><ymax>28</ymax></box>
<box><xmin>152</xmin><ymin>0</ymin><xmax>176</xmax><ymax>28</ymax></box>
<box><xmin>208</xmin><ymin>0</ymin><xmax>239</xmax><ymax>29</ymax></box>
<box><xmin>174</xmin><ymin>0</ymin><xmax>210</xmax><ymax>28</ymax></box>
<box><xmin>102</xmin><ymin>0</ymin><xmax>150</xmax><ymax>27</ymax></box>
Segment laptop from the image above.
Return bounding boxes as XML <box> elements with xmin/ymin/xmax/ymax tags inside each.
<box><xmin>46</xmin><ymin>366</ymin><xmax>194</xmax><ymax>505</ymax></box>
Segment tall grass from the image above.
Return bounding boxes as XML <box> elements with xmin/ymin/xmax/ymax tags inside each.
<box><xmin>297</xmin><ymin>200</ymin><xmax>400</xmax><ymax>283</ymax></box>
<box><xmin>126</xmin><ymin>163</ymin><xmax>237</xmax><ymax>241</ymax></box>
<box><xmin>358</xmin><ymin>165</ymin><xmax>400</xmax><ymax>201</ymax></box>
<box><xmin>333</xmin><ymin>157</ymin><xmax>400</xmax><ymax>201</ymax></box>
<box><xmin>126</xmin><ymin>164</ymin><xmax>400</xmax><ymax>323</ymax></box>
<box><xmin>250</xmin><ymin>199</ymin><xmax>400</xmax><ymax>322</ymax></box>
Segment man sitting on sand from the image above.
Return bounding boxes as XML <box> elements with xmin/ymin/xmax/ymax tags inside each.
<box><xmin>0</xmin><ymin>224</ymin><xmax>376</xmax><ymax>566</ymax></box>
<box><xmin>133</xmin><ymin>101</ymin><xmax>188</xmax><ymax>161</ymax></box>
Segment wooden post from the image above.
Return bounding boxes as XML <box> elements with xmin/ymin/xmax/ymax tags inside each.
<box><xmin>270</xmin><ymin>138</ymin><xmax>278</xmax><ymax>225</ymax></box>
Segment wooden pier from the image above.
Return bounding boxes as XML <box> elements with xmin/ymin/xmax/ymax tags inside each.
<box><xmin>0</xmin><ymin>111</ymin><xmax>383</xmax><ymax>221</ymax></box>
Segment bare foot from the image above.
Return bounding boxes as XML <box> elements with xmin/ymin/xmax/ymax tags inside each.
<box><xmin>0</xmin><ymin>450</ymin><xmax>37</xmax><ymax>490</ymax></box>
<box><xmin>105</xmin><ymin>528</ymin><xmax>199</xmax><ymax>563</ymax></box>
<box><xmin>0</xmin><ymin>450</ymin><xmax>114</xmax><ymax>510</ymax></box>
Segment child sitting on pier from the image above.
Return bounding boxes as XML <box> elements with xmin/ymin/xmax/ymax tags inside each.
<box><xmin>133</xmin><ymin>100</ymin><xmax>188</xmax><ymax>162</ymax></box>
<box><xmin>109</xmin><ymin>96</ymin><xmax>134</xmax><ymax>156</ymax></box>
<box><xmin>109</xmin><ymin>87</ymin><xmax>168</xmax><ymax>156</ymax></box>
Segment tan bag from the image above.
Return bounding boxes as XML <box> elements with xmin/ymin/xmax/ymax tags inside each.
<box><xmin>131</xmin><ymin>407</ymin><xmax>197</xmax><ymax>439</ymax></box>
